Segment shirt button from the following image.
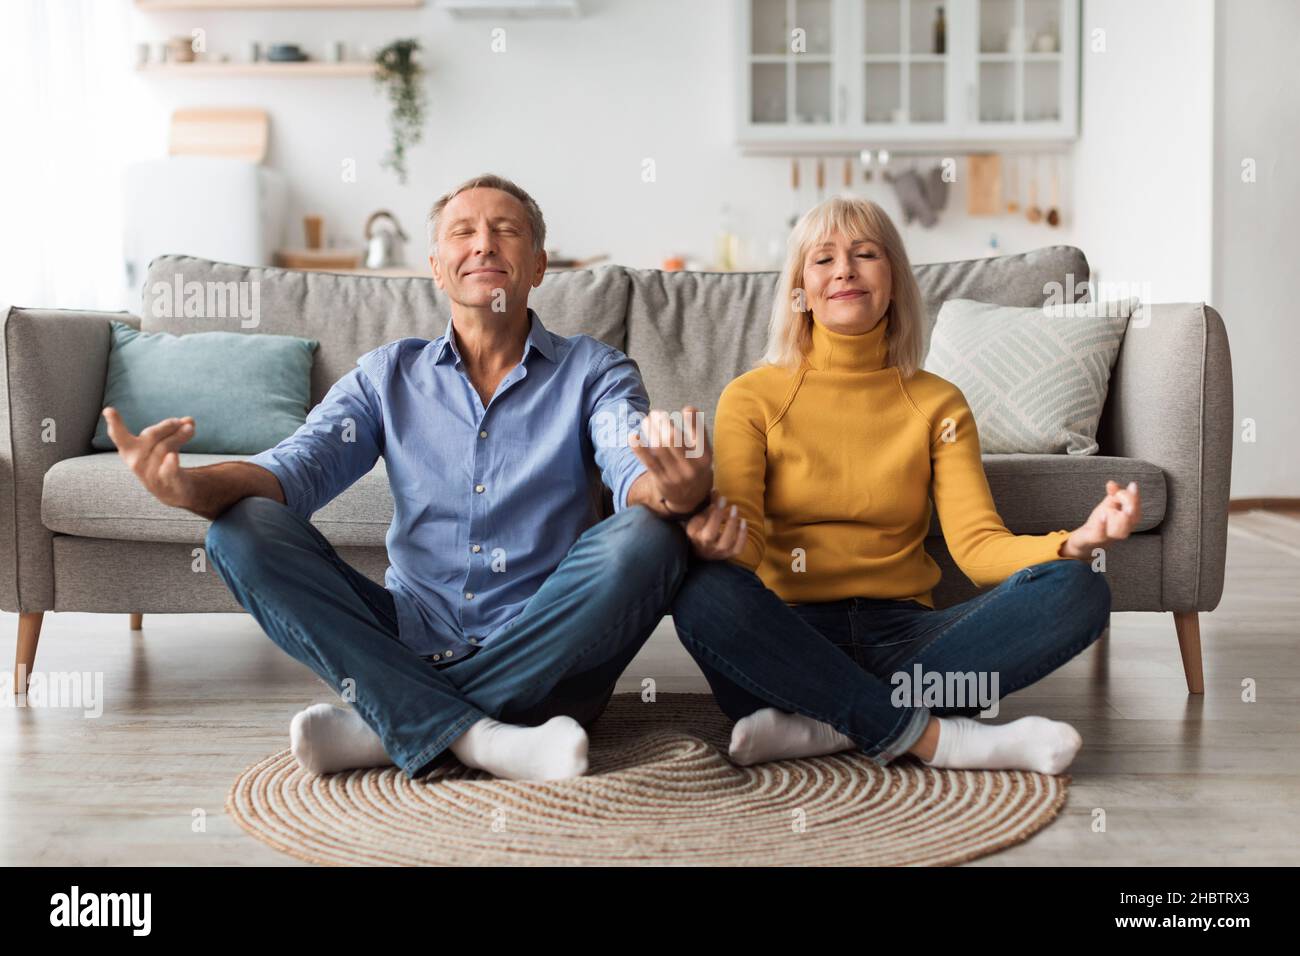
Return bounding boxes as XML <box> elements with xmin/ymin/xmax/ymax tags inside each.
<box><xmin>443</xmin><ymin>650</ymin><xmax>453</xmax><ymax>659</ymax></box>
<box><xmin>479</xmin><ymin>429</ymin><xmax>488</xmax><ymax>439</ymax></box>
<box><xmin>469</xmin><ymin>637</ymin><xmax>479</xmax><ymax>645</ymax></box>
<box><xmin>474</xmin><ymin>483</ymin><xmax>485</xmax><ymax>494</ymax></box>
<box><xmin>471</xmin><ymin>544</ymin><xmax>482</xmax><ymax>553</ymax></box>
<box><xmin>465</xmin><ymin>591</ymin><xmax>475</xmax><ymax>600</ymax></box>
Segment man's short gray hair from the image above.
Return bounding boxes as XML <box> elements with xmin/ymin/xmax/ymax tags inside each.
<box><xmin>426</xmin><ymin>173</ymin><xmax>547</xmax><ymax>256</ymax></box>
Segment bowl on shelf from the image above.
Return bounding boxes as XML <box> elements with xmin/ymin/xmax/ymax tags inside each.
<box><xmin>266</xmin><ymin>44</ymin><xmax>308</xmax><ymax>62</ymax></box>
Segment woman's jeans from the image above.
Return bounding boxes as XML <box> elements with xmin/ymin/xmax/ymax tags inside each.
<box><xmin>671</xmin><ymin>557</ymin><xmax>1111</xmax><ymax>764</ymax></box>
<box><xmin>205</xmin><ymin>496</ymin><xmax>688</xmax><ymax>777</ymax></box>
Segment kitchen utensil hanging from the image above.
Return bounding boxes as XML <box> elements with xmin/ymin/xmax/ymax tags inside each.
<box><xmin>1026</xmin><ymin>155</ymin><xmax>1043</xmax><ymax>223</ymax></box>
<box><xmin>1046</xmin><ymin>156</ymin><xmax>1061</xmax><ymax>227</ymax></box>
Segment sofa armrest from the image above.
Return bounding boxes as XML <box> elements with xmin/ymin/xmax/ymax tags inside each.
<box><xmin>1097</xmin><ymin>302</ymin><xmax>1233</xmax><ymax>612</ymax></box>
<box><xmin>0</xmin><ymin>305</ymin><xmax>140</xmax><ymax>611</ymax></box>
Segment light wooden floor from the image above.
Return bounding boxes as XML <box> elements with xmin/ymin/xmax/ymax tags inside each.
<box><xmin>3</xmin><ymin>512</ymin><xmax>1298</xmax><ymax>866</ymax></box>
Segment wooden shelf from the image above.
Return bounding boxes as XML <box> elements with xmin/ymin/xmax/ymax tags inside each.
<box><xmin>135</xmin><ymin>0</ymin><xmax>421</xmax><ymax>9</ymax></box>
<box><xmin>137</xmin><ymin>61</ymin><xmax>378</xmax><ymax>76</ymax></box>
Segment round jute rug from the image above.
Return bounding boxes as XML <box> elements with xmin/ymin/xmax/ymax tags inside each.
<box><xmin>226</xmin><ymin>693</ymin><xmax>1069</xmax><ymax>866</ymax></box>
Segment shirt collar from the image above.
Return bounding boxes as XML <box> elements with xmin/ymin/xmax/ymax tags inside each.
<box><xmin>434</xmin><ymin>308</ymin><xmax>556</xmax><ymax>366</ymax></box>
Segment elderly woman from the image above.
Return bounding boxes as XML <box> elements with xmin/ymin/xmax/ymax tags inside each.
<box><xmin>668</xmin><ymin>196</ymin><xmax>1139</xmax><ymax>774</ymax></box>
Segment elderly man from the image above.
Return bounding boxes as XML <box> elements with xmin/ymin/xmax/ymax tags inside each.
<box><xmin>103</xmin><ymin>173</ymin><xmax>713</xmax><ymax>780</ymax></box>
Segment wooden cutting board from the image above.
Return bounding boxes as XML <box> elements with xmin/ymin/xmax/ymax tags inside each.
<box><xmin>966</xmin><ymin>153</ymin><xmax>1003</xmax><ymax>216</ymax></box>
<box><xmin>168</xmin><ymin>108</ymin><xmax>269</xmax><ymax>163</ymax></box>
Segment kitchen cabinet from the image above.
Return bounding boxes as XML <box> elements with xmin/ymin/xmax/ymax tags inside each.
<box><xmin>735</xmin><ymin>0</ymin><xmax>1079</xmax><ymax>151</ymax></box>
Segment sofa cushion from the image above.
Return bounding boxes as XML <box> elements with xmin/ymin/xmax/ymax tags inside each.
<box><xmin>91</xmin><ymin>320</ymin><xmax>319</xmax><ymax>454</ymax></box>
<box><xmin>141</xmin><ymin>256</ymin><xmax>631</xmax><ymax>405</ymax></box>
<box><xmin>923</xmin><ymin>297</ymin><xmax>1135</xmax><ymax>455</ymax></box>
<box><xmin>42</xmin><ymin>452</ymin><xmax>394</xmax><ymax>546</ymax></box>
<box><xmin>41</xmin><ymin>450</ymin><xmax>1163</xmax><ymax>547</ymax></box>
<box><xmin>625</xmin><ymin>245</ymin><xmax>1091</xmax><ymax>427</ymax></box>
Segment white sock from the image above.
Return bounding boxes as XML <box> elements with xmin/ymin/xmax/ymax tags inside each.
<box><xmin>728</xmin><ymin>707</ymin><xmax>856</xmax><ymax>766</ymax></box>
<box><xmin>449</xmin><ymin>715</ymin><xmax>589</xmax><ymax>781</ymax></box>
<box><xmin>289</xmin><ymin>702</ymin><xmax>393</xmax><ymax>774</ymax></box>
<box><xmin>923</xmin><ymin>715</ymin><xmax>1082</xmax><ymax>775</ymax></box>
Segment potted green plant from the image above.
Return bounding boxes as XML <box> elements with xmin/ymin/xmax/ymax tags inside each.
<box><xmin>373</xmin><ymin>38</ymin><xmax>427</xmax><ymax>185</ymax></box>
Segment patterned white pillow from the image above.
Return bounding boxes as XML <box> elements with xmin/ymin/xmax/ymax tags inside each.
<box><xmin>922</xmin><ymin>297</ymin><xmax>1138</xmax><ymax>455</ymax></box>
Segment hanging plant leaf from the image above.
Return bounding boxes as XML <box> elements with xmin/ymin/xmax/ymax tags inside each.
<box><xmin>374</xmin><ymin>38</ymin><xmax>428</xmax><ymax>186</ymax></box>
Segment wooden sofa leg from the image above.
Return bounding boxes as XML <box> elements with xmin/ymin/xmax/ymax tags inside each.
<box><xmin>129</xmin><ymin>613</ymin><xmax>143</xmax><ymax>631</ymax></box>
<box><xmin>14</xmin><ymin>611</ymin><xmax>44</xmax><ymax>695</ymax></box>
<box><xmin>1174</xmin><ymin>611</ymin><xmax>1205</xmax><ymax>695</ymax></box>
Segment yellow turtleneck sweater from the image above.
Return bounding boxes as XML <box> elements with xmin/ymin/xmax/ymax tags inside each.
<box><xmin>714</xmin><ymin>315</ymin><xmax>1072</xmax><ymax>607</ymax></box>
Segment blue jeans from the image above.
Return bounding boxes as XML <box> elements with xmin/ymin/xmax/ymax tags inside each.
<box><xmin>671</xmin><ymin>557</ymin><xmax>1111</xmax><ymax>764</ymax></box>
<box><xmin>205</xmin><ymin>496</ymin><xmax>688</xmax><ymax>777</ymax></box>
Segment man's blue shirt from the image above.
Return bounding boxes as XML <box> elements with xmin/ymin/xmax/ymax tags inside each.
<box><xmin>247</xmin><ymin>309</ymin><xmax>650</xmax><ymax>660</ymax></box>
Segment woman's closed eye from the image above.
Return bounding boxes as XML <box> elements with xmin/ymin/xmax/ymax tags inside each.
<box><xmin>813</xmin><ymin>253</ymin><xmax>878</xmax><ymax>265</ymax></box>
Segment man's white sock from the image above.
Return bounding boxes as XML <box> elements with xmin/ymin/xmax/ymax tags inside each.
<box><xmin>289</xmin><ymin>702</ymin><xmax>393</xmax><ymax>774</ymax></box>
<box><xmin>449</xmin><ymin>715</ymin><xmax>589</xmax><ymax>781</ymax></box>
<box><xmin>923</xmin><ymin>715</ymin><xmax>1082</xmax><ymax>775</ymax></box>
<box><xmin>728</xmin><ymin>707</ymin><xmax>856</xmax><ymax>765</ymax></box>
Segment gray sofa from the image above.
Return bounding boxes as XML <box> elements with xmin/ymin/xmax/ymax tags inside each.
<box><xmin>1</xmin><ymin>246</ymin><xmax>1232</xmax><ymax>695</ymax></box>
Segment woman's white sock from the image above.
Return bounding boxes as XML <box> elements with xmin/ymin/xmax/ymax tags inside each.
<box><xmin>728</xmin><ymin>707</ymin><xmax>856</xmax><ymax>765</ymax></box>
<box><xmin>449</xmin><ymin>715</ymin><xmax>589</xmax><ymax>781</ymax></box>
<box><xmin>923</xmin><ymin>715</ymin><xmax>1082</xmax><ymax>775</ymax></box>
<box><xmin>289</xmin><ymin>702</ymin><xmax>393</xmax><ymax>774</ymax></box>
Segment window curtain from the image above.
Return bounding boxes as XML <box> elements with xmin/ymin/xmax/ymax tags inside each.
<box><xmin>0</xmin><ymin>0</ymin><xmax>137</xmax><ymax>311</ymax></box>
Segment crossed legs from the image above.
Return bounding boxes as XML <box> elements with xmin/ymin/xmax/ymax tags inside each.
<box><xmin>205</xmin><ymin>497</ymin><xmax>688</xmax><ymax>778</ymax></box>
<box><xmin>671</xmin><ymin>558</ymin><xmax>1111</xmax><ymax>773</ymax></box>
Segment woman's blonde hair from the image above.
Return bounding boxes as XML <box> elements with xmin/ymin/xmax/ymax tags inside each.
<box><xmin>761</xmin><ymin>196</ymin><xmax>925</xmax><ymax>378</ymax></box>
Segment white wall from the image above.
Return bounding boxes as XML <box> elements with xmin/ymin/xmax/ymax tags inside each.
<box><xmin>1213</xmin><ymin>0</ymin><xmax>1300</xmax><ymax>498</ymax></box>
<box><xmin>123</xmin><ymin>0</ymin><xmax>1077</xmax><ymax>278</ymax></box>
<box><xmin>1070</xmin><ymin>0</ymin><xmax>1216</xmax><ymax>303</ymax></box>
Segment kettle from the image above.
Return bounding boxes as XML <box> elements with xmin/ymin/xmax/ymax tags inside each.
<box><xmin>363</xmin><ymin>210</ymin><xmax>408</xmax><ymax>269</ymax></box>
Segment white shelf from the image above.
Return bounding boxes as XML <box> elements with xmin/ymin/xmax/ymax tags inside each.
<box><xmin>978</xmin><ymin>51</ymin><xmax>1063</xmax><ymax>60</ymax></box>
<box><xmin>135</xmin><ymin>0</ymin><xmax>421</xmax><ymax>9</ymax></box>
<box><xmin>862</xmin><ymin>53</ymin><xmax>949</xmax><ymax>62</ymax></box>
<box><xmin>434</xmin><ymin>0</ymin><xmax>581</xmax><ymax>16</ymax></box>
<box><xmin>137</xmin><ymin>61</ymin><xmax>379</xmax><ymax>76</ymax></box>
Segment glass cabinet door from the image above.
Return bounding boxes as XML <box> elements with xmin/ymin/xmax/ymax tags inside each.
<box><xmin>974</xmin><ymin>0</ymin><xmax>1065</xmax><ymax>126</ymax></box>
<box><xmin>746</xmin><ymin>0</ymin><xmax>837</xmax><ymax>128</ymax></box>
<box><xmin>736</xmin><ymin>0</ymin><xmax>1076</xmax><ymax>147</ymax></box>
<box><xmin>862</xmin><ymin>0</ymin><xmax>949</xmax><ymax>128</ymax></box>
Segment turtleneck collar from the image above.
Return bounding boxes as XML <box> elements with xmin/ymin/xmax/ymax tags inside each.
<box><xmin>806</xmin><ymin>314</ymin><xmax>890</xmax><ymax>372</ymax></box>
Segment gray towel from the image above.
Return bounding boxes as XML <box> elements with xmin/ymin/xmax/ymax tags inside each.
<box><xmin>888</xmin><ymin>169</ymin><xmax>937</xmax><ymax>228</ymax></box>
<box><xmin>923</xmin><ymin>164</ymin><xmax>949</xmax><ymax>212</ymax></box>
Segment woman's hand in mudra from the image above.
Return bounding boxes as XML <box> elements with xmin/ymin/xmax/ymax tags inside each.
<box><xmin>1060</xmin><ymin>480</ymin><xmax>1142</xmax><ymax>559</ymax></box>
<box><xmin>685</xmin><ymin>492</ymin><xmax>747</xmax><ymax>561</ymax></box>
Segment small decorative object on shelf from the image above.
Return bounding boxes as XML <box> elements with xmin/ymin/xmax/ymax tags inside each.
<box><xmin>267</xmin><ymin>43</ymin><xmax>308</xmax><ymax>62</ymax></box>
<box><xmin>167</xmin><ymin>35</ymin><xmax>195</xmax><ymax>63</ymax></box>
<box><xmin>304</xmin><ymin>215</ymin><xmax>324</xmax><ymax>250</ymax></box>
<box><xmin>373</xmin><ymin>38</ymin><xmax>427</xmax><ymax>185</ymax></box>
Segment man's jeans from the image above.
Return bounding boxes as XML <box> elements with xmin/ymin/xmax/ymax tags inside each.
<box><xmin>671</xmin><ymin>557</ymin><xmax>1111</xmax><ymax>764</ymax></box>
<box><xmin>206</xmin><ymin>497</ymin><xmax>688</xmax><ymax>777</ymax></box>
